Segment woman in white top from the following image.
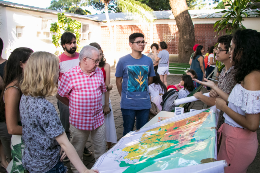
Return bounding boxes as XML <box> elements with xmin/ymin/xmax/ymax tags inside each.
<box><xmin>149</xmin><ymin>73</ymin><xmax>167</xmax><ymax>111</ymax></box>
<box><xmin>206</xmin><ymin>46</ymin><xmax>216</xmax><ymax>78</ymax></box>
<box><xmin>195</xmin><ymin>29</ymin><xmax>260</xmax><ymax>173</ymax></box>
<box><xmin>206</xmin><ymin>46</ymin><xmax>216</xmax><ymax>90</ymax></box>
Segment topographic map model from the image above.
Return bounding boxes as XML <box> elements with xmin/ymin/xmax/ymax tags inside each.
<box><xmin>94</xmin><ymin>109</ymin><xmax>216</xmax><ymax>173</ymax></box>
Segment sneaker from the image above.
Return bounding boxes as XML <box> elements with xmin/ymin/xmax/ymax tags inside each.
<box><xmin>83</xmin><ymin>147</ymin><xmax>92</xmax><ymax>156</ymax></box>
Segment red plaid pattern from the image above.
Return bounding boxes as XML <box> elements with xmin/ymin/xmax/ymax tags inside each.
<box><xmin>58</xmin><ymin>66</ymin><xmax>106</xmax><ymax>130</ymax></box>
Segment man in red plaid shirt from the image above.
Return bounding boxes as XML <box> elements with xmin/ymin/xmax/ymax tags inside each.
<box><xmin>57</xmin><ymin>45</ymin><xmax>106</xmax><ymax>173</ymax></box>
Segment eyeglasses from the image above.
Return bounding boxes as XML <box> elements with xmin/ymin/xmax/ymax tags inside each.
<box><xmin>131</xmin><ymin>41</ymin><xmax>147</xmax><ymax>45</ymax></box>
<box><xmin>87</xmin><ymin>57</ymin><xmax>100</xmax><ymax>64</ymax></box>
<box><xmin>215</xmin><ymin>47</ymin><xmax>228</xmax><ymax>52</ymax></box>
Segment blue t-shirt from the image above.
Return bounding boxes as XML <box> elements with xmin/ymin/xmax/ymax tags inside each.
<box><xmin>115</xmin><ymin>54</ymin><xmax>155</xmax><ymax>110</ymax></box>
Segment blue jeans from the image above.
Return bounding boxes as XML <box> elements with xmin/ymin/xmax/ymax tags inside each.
<box><xmin>46</xmin><ymin>160</ymin><xmax>67</xmax><ymax>173</ymax></box>
<box><xmin>121</xmin><ymin>109</ymin><xmax>150</xmax><ymax>136</ymax></box>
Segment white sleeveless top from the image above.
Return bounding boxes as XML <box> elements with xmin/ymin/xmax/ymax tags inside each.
<box><xmin>224</xmin><ymin>84</ymin><xmax>260</xmax><ymax>128</ymax></box>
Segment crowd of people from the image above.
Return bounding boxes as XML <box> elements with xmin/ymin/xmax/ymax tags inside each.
<box><xmin>147</xmin><ymin>29</ymin><xmax>260</xmax><ymax>173</ymax></box>
<box><xmin>0</xmin><ymin>28</ymin><xmax>259</xmax><ymax>173</ymax></box>
<box><xmin>193</xmin><ymin>30</ymin><xmax>260</xmax><ymax>173</ymax></box>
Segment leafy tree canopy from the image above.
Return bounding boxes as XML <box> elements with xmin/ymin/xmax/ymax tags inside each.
<box><xmin>87</xmin><ymin>0</ymin><xmax>120</xmax><ymax>12</ymax></box>
<box><xmin>48</xmin><ymin>0</ymin><xmax>91</xmax><ymax>15</ymax></box>
<box><xmin>88</xmin><ymin>0</ymin><xmax>154</xmax><ymax>22</ymax></box>
<box><xmin>89</xmin><ymin>0</ymin><xmax>198</xmax><ymax>12</ymax></box>
<box><xmin>132</xmin><ymin>0</ymin><xmax>171</xmax><ymax>11</ymax></box>
<box><xmin>214</xmin><ymin>1</ymin><xmax>225</xmax><ymax>9</ymax></box>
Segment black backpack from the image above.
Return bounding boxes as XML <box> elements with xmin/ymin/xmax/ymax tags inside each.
<box><xmin>161</xmin><ymin>89</ymin><xmax>179</xmax><ymax>112</ymax></box>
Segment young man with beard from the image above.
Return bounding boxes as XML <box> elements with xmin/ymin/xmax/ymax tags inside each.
<box><xmin>194</xmin><ymin>35</ymin><xmax>236</xmax><ymax>129</ymax></box>
<box><xmin>115</xmin><ymin>33</ymin><xmax>155</xmax><ymax>136</ymax></box>
<box><xmin>58</xmin><ymin>32</ymin><xmax>79</xmax><ymax>141</ymax></box>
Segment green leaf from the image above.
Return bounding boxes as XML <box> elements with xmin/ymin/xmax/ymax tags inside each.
<box><xmin>50</xmin><ymin>12</ymin><xmax>81</xmax><ymax>49</ymax></box>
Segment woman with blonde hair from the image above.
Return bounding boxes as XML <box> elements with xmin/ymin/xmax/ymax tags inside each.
<box><xmin>19</xmin><ymin>51</ymin><xmax>98</xmax><ymax>173</ymax></box>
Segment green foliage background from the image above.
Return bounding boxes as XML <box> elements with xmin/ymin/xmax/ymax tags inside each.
<box><xmin>214</xmin><ymin>0</ymin><xmax>260</xmax><ymax>35</ymax></box>
<box><xmin>50</xmin><ymin>13</ymin><xmax>81</xmax><ymax>49</ymax></box>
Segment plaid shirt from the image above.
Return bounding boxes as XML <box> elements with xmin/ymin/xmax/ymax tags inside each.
<box><xmin>58</xmin><ymin>66</ymin><xmax>106</xmax><ymax>130</ymax></box>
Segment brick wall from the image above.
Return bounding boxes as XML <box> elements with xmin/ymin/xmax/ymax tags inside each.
<box><xmin>194</xmin><ymin>24</ymin><xmax>218</xmax><ymax>52</ymax></box>
<box><xmin>153</xmin><ymin>24</ymin><xmax>179</xmax><ymax>54</ymax></box>
<box><xmin>101</xmin><ymin>23</ymin><xmax>218</xmax><ymax>55</ymax></box>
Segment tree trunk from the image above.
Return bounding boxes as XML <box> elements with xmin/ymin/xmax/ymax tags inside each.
<box><xmin>169</xmin><ymin>0</ymin><xmax>195</xmax><ymax>63</ymax></box>
<box><xmin>104</xmin><ymin>3</ymin><xmax>114</xmax><ymax>51</ymax></box>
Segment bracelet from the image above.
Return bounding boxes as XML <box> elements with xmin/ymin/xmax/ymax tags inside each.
<box><xmin>106</xmin><ymin>85</ymin><xmax>112</xmax><ymax>91</ymax></box>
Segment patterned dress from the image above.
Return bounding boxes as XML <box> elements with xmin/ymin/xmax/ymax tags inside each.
<box><xmin>19</xmin><ymin>95</ymin><xmax>64</xmax><ymax>173</ymax></box>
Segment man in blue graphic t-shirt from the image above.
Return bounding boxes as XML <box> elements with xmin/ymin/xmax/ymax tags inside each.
<box><xmin>115</xmin><ymin>33</ymin><xmax>155</xmax><ymax>136</ymax></box>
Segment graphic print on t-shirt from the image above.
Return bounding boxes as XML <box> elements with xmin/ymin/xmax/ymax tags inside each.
<box><xmin>127</xmin><ymin>65</ymin><xmax>148</xmax><ymax>92</ymax></box>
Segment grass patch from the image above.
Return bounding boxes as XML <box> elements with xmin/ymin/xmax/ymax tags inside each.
<box><xmin>169</xmin><ymin>63</ymin><xmax>190</xmax><ymax>74</ymax></box>
<box><xmin>169</xmin><ymin>63</ymin><xmax>190</xmax><ymax>68</ymax></box>
<box><xmin>169</xmin><ymin>70</ymin><xmax>186</xmax><ymax>75</ymax></box>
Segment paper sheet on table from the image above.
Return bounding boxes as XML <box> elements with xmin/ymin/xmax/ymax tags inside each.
<box><xmin>174</xmin><ymin>93</ymin><xmax>210</xmax><ymax>105</ymax></box>
<box><xmin>93</xmin><ymin>107</ymin><xmax>221</xmax><ymax>173</ymax></box>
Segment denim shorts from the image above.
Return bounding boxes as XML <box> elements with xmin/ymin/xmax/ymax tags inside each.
<box><xmin>46</xmin><ymin>160</ymin><xmax>67</xmax><ymax>173</ymax></box>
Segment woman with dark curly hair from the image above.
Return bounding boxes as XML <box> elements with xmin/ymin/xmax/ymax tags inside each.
<box><xmin>195</xmin><ymin>29</ymin><xmax>260</xmax><ymax>173</ymax></box>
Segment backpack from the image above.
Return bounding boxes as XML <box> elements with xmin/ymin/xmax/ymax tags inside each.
<box><xmin>161</xmin><ymin>89</ymin><xmax>179</xmax><ymax>112</ymax></box>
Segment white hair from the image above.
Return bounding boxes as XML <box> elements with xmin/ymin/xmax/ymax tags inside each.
<box><xmin>79</xmin><ymin>45</ymin><xmax>99</xmax><ymax>61</ymax></box>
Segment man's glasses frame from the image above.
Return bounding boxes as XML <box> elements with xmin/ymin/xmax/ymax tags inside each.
<box><xmin>86</xmin><ymin>57</ymin><xmax>100</xmax><ymax>64</ymax></box>
<box><xmin>215</xmin><ymin>47</ymin><xmax>228</xmax><ymax>53</ymax></box>
<box><xmin>131</xmin><ymin>41</ymin><xmax>147</xmax><ymax>45</ymax></box>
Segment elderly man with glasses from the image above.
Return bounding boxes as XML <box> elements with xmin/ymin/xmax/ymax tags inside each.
<box><xmin>57</xmin><ymin>45</ymin><xmax>106</xmax><ymax>173</ymax></box>
<box><xmin>115</xmin><ymin>33</ymin><xmax>155</xmax><ymax>136</ymax></box>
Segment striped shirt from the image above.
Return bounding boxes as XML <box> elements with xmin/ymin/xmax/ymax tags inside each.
<box><xmin>58</xmin><ymin>52</ymin><xmax>79</xmax><ymax>81</ymax></box>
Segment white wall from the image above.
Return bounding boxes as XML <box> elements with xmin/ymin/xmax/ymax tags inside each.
<box><xmin>0</xmin><ymin>6</ymin><xmax>8</xmax><ymax>59</ymax></box>
<box><xmin>241</xmin><ymin>18</ymin><xmax>260</xmax><ymax>32</ymax></box>
<box><xmin>0</xmin><ymin>7</ymin><xmax>101</xmax><ymax>60</ymax></box>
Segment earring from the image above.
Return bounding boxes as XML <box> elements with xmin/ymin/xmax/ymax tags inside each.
<box><xmin>230</xmin><ymin>58</ymin><xmax>232</xmax><ymax>63</ymax></box>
